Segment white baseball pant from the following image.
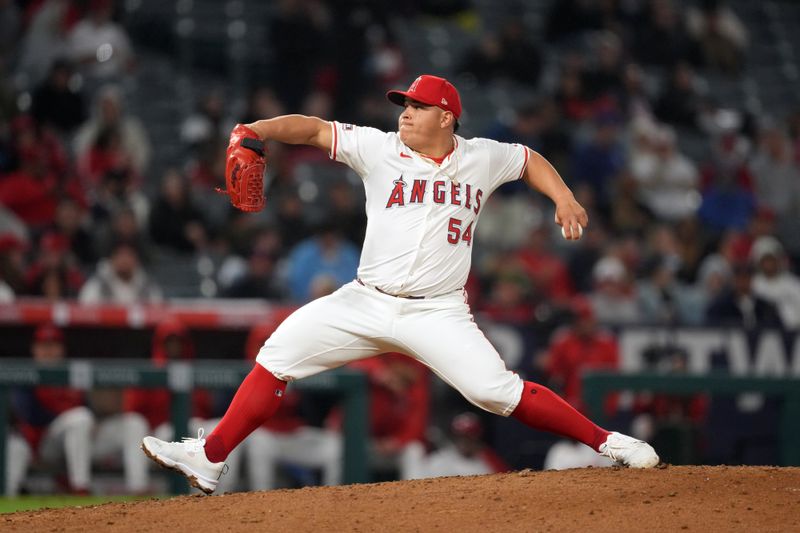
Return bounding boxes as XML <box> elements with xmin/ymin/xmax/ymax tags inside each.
<box><xmin>256</xmin><ymin>281</ymin><xmax>524</xmax><ymax>416</ymax></box>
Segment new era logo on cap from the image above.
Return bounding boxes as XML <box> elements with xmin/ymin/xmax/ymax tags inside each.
<box><xmin>386</xmin><ymin>75</ymin><xmax>462</xmax><ymax>119</ymax></box>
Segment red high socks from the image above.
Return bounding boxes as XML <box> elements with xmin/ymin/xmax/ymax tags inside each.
<box><xmin>204</xmin><ymin>364</ymin><xmax>287</xmax><ymax>462</ymax></box>
<box><xmin>511</xmin><ymin>381</ymin><xmax>610</xmax><ymax>451</ymax></box>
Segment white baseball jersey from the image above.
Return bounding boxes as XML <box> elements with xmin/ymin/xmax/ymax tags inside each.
<box><xmin>257</xmin><ymin>122</ymin><xmax>529</xmax><ymax>418</ymax></box>
<box><xmin>329</xmin><ymin>121</ymin><xmax>529</xmax><ymax>297</ymax></box>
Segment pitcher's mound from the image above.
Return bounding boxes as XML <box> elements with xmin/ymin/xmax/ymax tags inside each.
<box><xmin>5</xmin><ymin>466</ymin><xmax>799</xmax><ymax>532</ymax></box>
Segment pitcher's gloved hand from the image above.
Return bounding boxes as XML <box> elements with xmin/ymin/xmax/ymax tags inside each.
<box><xmin>217</xmin><ymin>124</ymin><xmax>266</xmax><ymax>212</ymax></box>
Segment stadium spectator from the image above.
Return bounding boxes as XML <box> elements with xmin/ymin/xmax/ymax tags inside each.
<box><xmin>9</xmin><ymin>324</ymin><xmax>92</xmax><ymax>494</ymax></box>
<box><xmin>328</xmin><ymin>354</ymin><xmax>429</xmax><ymax>481</ymax></box>
<box><xmin>73</xmin><ymin>85</ymin><xmax>151</xmax><ymax>179</ymax></box>
<box><xmin>750</xmin><ymin>236</ymin><xmax>800</xmax><ymax>329</ymax></box>
<box><xmin>123</xmin><ymin>317</ymin><xmax>241</xmax><ymax>492</ymax></box>
<box><xmin>514</xmin><ymin>225</ymin><xmax>575</xmax><ymax>305</ymax></box>
<box><xmin>631</xmin><ymin>347</ymin><xmax>708</xmax><ymax>465</ymax></box>
<box><xmin>240</xmin><ymin>86</ymin><xmax>286</xmax><ymax>126</ymax></box>
<box><xmin>66</xmin><ymin>0</ymin><xmax>135</xmax><ymax>85</ymax></box>
<box><xmin>14</xmin><ymin>0</ymin><xmax>74</xmax><ymax>86</ymax></box>
<box><xmin>328</xmin><ymin>180</ymin><xmax>367</xmax><ymax>246</ymax></box>
<box><xmin>180</xmin><ymin>89</ymin><xmax>235</xmax><ymax>157</ymax></box>
<box><xmin>267</xmin><ymin>0</ymin><xmax>331</xmax><ymax>109</ymax></box>
<box><xmin>479</xmin><ymin>264</ymin><xmax>536</xmax><ymax>326</ymax></box>
<box><xmin>706</xmin><ymin>262</ymin><xmax>782</xmax><ymax>329</ymax></box>
<box><xmin>148</xmin><ymin>169</ymin><xmax>208</xmax><ymax>254</ymax></box>
<box><xmin>483</xmin><ymin>99</ymin><xmax>571</xmax><ymax>170</ymax></box>
<box><xmin>608</xmin><ymin>171</ymin><xmax>654</xmax><ymax>236</ymax></box>
<box><xmin>581</xmin><ymin>31</ymin><xmax>625</xmax><ymax>102</ymax></box>
<box><xmin>674</xmin><ymin>216</ymin><xmax>711</xmax><ymax>283</ymax></box>
<box><xmin>78</xmin><ymin>240</ymin><xmax>162</xmax><ymax>304</ymax></box>
<box><xmin>30</xmin><ymin>59</ymin><xmax>86</xmax><ymax>135</ymax></box>
<box><xmin>632</xmin><ymin>0</ymin><xmax>697</xmax><ymax>67</ymax></box>
<box><xmin>686</xmin><ymin>0</ymin><xmax>748</xmax><ymax>75</ymax></box>
<box><xmin>545</xmin><ymin>0</ymin><xmax>608</xmax><ymax>43</ymax></box>
<box><xmin>221</xmin><ymin>230</ymin><xmax>284</xmax><ymax>300</ymax></box>
<box><xmin>0</xmin><ymin>115</ymin><xmax>80</xmax><ymax>229</ymax></box>
<box><xmin>241</xmin><ymin>319</ymin><xmax>341</xmax><ymax>490</ymax></box>
<box><xmin>0</xmin><ymin>233</ymin><xmax>27</xmax><ymax>298</ymax></box>
<box><xmin>654</xmin><ymin>62</ymin><xmax>704</xmax><ymax>129</ymax></box>
<box><xmin>0</xmin><ymin>0</ymin><xmax>20</xmax><ymax>60</ymax></box>
<box><xmin>589</xmin><ymin>254</ymin><xmax>639</xmax><ymax>325</ymax></box>
<box><xmin>698</xmin><ymin>129</ymin><xmax>756</xmax><ymax>233</ymax></box>
<box><xmin>94</xmin><ymin>206</ymin><xmax>151</xmax><ymax>262</ymax></box>
<box><xmin>23</xmin><ymin>232</ymin><xmax>85</xmax><ymax>300</ymax></box>
<box><xmin>458</xmin><ymin>18</ymin><xmax>542</xmax><ymax>87</ymax></box>
<box><xmin>636</xmin><ymin>254</ymin><xmax>703</xmax><ymax>325</ymax></box>
<box><xmin>630</xmin><ymin>126</ymin><xmax>700</xmax><ymax>222</ymax></box>
<box><xmin>87</xmin><ymin>164</ymin><xmax>150</xmax><ymax>231</ymax></box>
<box><xmin>48</xmin><ymin>198</ymin><xmax>96</xmax><ymax>268</ymax></box>
<box><xmin>285</xmin><ymin>222</ymin><xmax>359</xmax><ymax>303</ymax></box>
<box><xmin>405</xmin><ymin>412</ymin><xmax>509</xmax><ymax>479</ymax></box>
<box><xmin>554</xmin><ymin>61</ymin><xmax>596</xmax><ymax>123</ymax></box>
<box><xmin>750</xmin><ymin>125</ymin><xmax>800</xmax><ymax>221</ymax></box>
<box><xmin>569</xmin><ymin>112</ymin><xmax>626</xmax><ymax>208</ymax></box>
<box><xmin>539</xmin><ymin>296</ymin><xmax>619</xmax><ymax>415</ymax></box>
<box><xmin>78</xmin><ymin>124</ymin><xmax>138</xmax><ymax>191</ymax></box>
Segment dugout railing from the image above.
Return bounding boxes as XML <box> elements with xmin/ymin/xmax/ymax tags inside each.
<box><xmin>582</xmin><ymin>371</ymin><xmax>800</xmax><ymax>466</ymax></box>
<box><xmin>0</xmin><ymin>360</ymin><xmax>368</xmax><ymax>494</ymax></box>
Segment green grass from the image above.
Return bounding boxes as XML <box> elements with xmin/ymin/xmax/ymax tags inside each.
<box><xmin>0</xmin><ymin>495</ymin><xmax>160</xmax><ymax>514</ymax></box>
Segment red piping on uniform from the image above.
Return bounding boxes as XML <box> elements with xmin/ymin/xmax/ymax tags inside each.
<box><xmin>518</xmin><ymin>145</ymin><xmax>530</xmax><ymax>180</ymax></box>
<box><xmin>331</xmin><ymin>122</ymin><xmax>339</xmax><ymax>161</ymax></box>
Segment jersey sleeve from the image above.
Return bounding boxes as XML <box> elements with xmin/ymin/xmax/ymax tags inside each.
<box><xmin>484</xmin><ymin>138</ymin><xmax>530</xmax><ymax>190</ymax></box>
<box><xmin>329</xmin><ymin>121</ymin><xmax>390</xmax><ymax>179</ymax></box>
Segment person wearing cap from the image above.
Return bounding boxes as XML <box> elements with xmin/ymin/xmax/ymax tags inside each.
<box><xmin>142</xmin><ymin>74</ymin><xmax>659</xmax><ymax>496</ymax></box>
<box><xmin>404</xmin><ymin>412</ymin><xmax>509</xmax><ymax>480</ymax></box>
<box><xmin>539</xmin><ymin>296</ymin><xmax>619</xmax><ymax>416</ymax></box>
<box><xmin>750</xmin><ymin>236</ymin><xmax>800</xmax><ymax>329</ymax></box>
<box><xmin>706</xmin><ymin>262</ymin><xmax>783</xmax><ymax>329</ymax></box>
<box><xmin>9</xmin><ymin>324</ymin><xmax>93</xmax><ymax>494</ymax></box>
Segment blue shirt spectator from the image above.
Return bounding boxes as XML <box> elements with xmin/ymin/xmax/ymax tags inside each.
<box><xmin>287</xmin><ymin>225</ymin><xmax>360</xmax><ymax>302</ymax></box>
<box><xmin>570</xmin><ymin>114</ymin><xmax>626</xmax><ymax>207</ymax></box>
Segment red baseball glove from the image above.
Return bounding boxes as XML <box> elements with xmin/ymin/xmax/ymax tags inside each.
<box><xmin>218</xmin><ymin>124</ymin><xmax>266</xmax><ymax>212</ymax></box>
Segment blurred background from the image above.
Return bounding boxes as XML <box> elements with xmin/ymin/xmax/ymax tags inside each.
<box><xmin>1</xmin><ymin>0</ymin><xmax>800</xmax><ymax>496</ymax></box>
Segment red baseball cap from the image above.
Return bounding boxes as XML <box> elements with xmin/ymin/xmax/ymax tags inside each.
<box><xmin>451</xmin><ymin>412</ymin><xmax>483</xmax><ymax>438</ymax></box>
<box><xmin>387</xmin><ymin>75</ymin><xmax>462</xmax><ymax>119</ymax></box>
<box><xmin>34</xmin><ymin>323</ymin><xmax>64</xmax><ymax>343</ymax></box>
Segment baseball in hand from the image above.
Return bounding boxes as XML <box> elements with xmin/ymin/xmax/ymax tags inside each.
<box><xmin>561</xmin><ymin>224</ymin><xmax>583</xmax><ymax>240</ymax></box>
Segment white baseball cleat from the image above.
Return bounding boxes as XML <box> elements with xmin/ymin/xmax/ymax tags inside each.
<box><xmin>141</xmin><ymin>428</ymin><xmax>227</xmax><ymax>494</ymax></box>
<box><xmin>598</xmin><ymin>432</ymin><xmax>660</xmax><ymax>468</ymax></box>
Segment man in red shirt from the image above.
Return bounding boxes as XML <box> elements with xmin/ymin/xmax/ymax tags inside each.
<box><xmin>240</xmin><ymin>318</ymin><xmax>342</xmax><ymax>490</ymax></box>
<box><xmin>9</xmin><ymin>324</ymin><xmax>93</xmax><ymax>494</ymax></box>
<box><xmin>542</xmin><ymin>296</ymin><xmax>619</xmax><ymax>415</ymax></box>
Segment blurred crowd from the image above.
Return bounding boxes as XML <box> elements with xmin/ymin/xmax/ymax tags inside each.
<box><xmin>2</xmin><ymin>0</ymin><xmax>800</xmax><ymax>493</ymax></box>
<box><xmin>0</xmin><ymin>0</ymin><xmax>798</xmax><ymax>330</ymax></box>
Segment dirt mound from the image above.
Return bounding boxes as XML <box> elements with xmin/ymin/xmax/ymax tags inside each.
<box><xmin>4</xmin><ymin>466</ymin><xmax>799</xmax><ymax>532</ymax></box>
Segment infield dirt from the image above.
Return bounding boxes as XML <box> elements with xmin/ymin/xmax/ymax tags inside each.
<box><xmin>4</xmin><ymin>465</ymin><xmax>799</xmax><ymax>532</ymax></box>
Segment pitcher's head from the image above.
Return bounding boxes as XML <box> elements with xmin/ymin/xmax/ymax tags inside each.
<box><xmin>387</xmin><ymin>75</ymin><xmax>462</xmax><ymax>146</ymax></box>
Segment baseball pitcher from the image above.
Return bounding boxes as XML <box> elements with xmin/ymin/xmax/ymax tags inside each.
<box><xmin>142</xmin><ymin>74</ymin><xmax>659</xmax><ymax>494</ymax></box>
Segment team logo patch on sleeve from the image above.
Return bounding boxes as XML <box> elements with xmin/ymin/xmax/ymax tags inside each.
<box><xmin>343</xmin><ymin>123</ymin><xmax>354</xmax><ymax>131</ymax></box>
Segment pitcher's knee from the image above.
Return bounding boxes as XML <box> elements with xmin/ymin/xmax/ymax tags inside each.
<box><xmin>460</xmin><ymin>377</ymin><xmax>524</xmax><ymax>417</ymax></box>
